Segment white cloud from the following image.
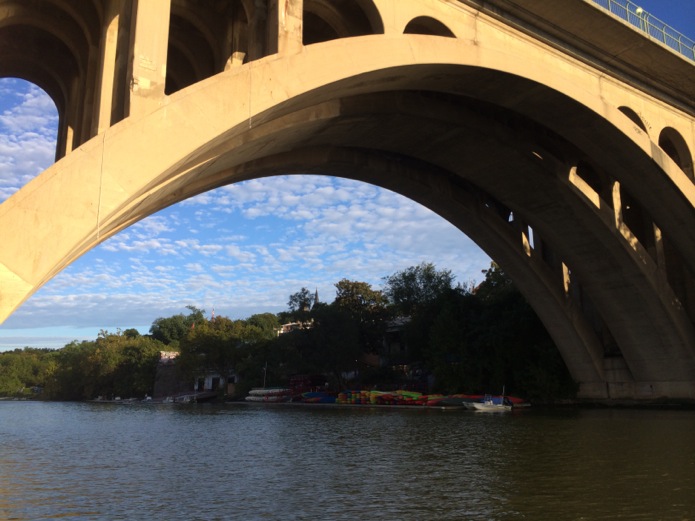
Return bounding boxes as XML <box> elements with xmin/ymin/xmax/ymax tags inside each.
<box><xmin>132</xmin><ymin>215</ymin><xmax>174</xmax><ymax>237</ymax></box>
<box><xmin>224</xmin><ymin>244</ymin><xmax>257</xmax><ymax>263</ymax></box>
<box><xmin>185</xmin><ymin>263</ymin><xmax>206</xmax><ymax>273</ymax></box>
<box><xmin>0</xmin><ymin>80</ymin><xmax>58</xmax><ymax>201</ymax></box>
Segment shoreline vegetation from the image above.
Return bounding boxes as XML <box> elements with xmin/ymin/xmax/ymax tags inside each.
<box><xmin>2</xmin><ymin>263</ymin><xmax>578</xmax><ymax>404</ymax></box>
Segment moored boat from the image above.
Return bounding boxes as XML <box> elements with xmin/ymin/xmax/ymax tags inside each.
<box><xmin>472</xmin><ymin>392</ymin><xmax>512</xmax><ymax>412</ymax></box>
<box><xmin>245</xmin><ymin>394</ymin><xmax>291</xmax><ymax>403</ymax></box>
<box><xmin>247</xmin><ymin>387</ymin><xmax>291</xmax><ymax>397</ymax></box>
<box><xmin>245</xmin><ymin>387</ymin><xmax>292</xmax><ymax>402</ymax></box>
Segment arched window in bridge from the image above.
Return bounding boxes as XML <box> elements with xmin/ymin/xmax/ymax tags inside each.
<box><xmin>303</xmin><ymin>0</ymin><xmax>383</xmax><ymax>45</ymax></box>
<box><xmin>658</xmin><ymin>127</ymin><xmax>694</xmax><ymax>182</ymax></box>
<box><xmin>166</xmin><ymin>1</ymin><xmax>256</xmax><ymax>95</ymax></box>
<box><xmin>618</xmin><ymin>106</ymin><xmax>648</xmax><ymax>133</ymax></box>
<box><xmin>404</xmin><ymin>16</ymin><xmax>456</xmax><ymax>37</ymax></box>
<box><xmin>166</xmin><ymin>6</ymin><xmax>220</xmax><ymax>95</ymax></box>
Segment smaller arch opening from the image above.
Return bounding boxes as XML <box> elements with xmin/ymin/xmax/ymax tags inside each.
<box><xmin>166</xmin><ymin>14</ymin><xmax>217</xmax><ymax>95</ymax></box>
<box><xmin>404</xmin><ymin>16</ymin><xmax>455</xmax><ymax>38</ymax></box>
<box><xmin>303</xmin><ymin>11</ymin><xmax>340</xmax><ymax>44</ymax></box>
<box><xmin>618</xmin><ymin>106</ymin><xmax>647</xmax><ymax>132</ymax></box>
<box><xmin>303</xmin><ymin>0</ymin><xmax>382</xmax><ymax>45</ymax></box>
<box><xmin>659</xmin><ymin>127</ymin><xmax>694</xmax><ymax>181</ymax></box>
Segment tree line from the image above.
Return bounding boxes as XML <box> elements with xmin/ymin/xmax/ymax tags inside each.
<box><xmin>0</xmin><ymin>263</ymin><xmax>577</xmax><ymax>402</ymax></box>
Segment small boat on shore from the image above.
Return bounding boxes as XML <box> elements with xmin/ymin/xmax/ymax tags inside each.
<box><xmin>245</xmin><ymin>388</ymin><xmax>292</xmax><ymax>402</ymax></box>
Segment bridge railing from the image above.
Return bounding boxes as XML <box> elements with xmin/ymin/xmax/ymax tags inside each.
<box><xmin>591</xmin><ymin>0</ymin><xmax>695</xmax><ymax>61</ymax></box>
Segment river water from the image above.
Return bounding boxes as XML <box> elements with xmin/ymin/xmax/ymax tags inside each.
<box><xmin>1</xmin><ymin>401</ymin><xmax>693</xmax><ymax>520</ymax></box>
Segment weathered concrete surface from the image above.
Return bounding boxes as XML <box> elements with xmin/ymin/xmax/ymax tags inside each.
<box><xmin>1</xmin><ymin>0</ymin><xmax>694</xmax><ymax>400</ymax></box>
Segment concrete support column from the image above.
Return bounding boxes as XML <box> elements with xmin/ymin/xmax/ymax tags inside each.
<box><xmin>612</xmin><ymin>180</ymin><xmax>623</xmax><ymax>230</ymax></box>
<box><xmin>54</xmin><ymin>120</ymin><xmax>68</xmax><ymax>161</ymax></box>
<box><xmin>81</xmin><ymin>45</ymin><xmax>101</xmax><ymax>143</ymax></box>
<box><xmin>63</xmin><ymin>76</ymin><xmax>81</xmax><ymax>156</ymax></box>
<box><xmin>223</xmin><ymin>15</ymin><xmax>236</xmax><ymax>70</ymax></box>
<box><xmin>513</xmin><ymin>217</ymin><xmax>532</xmax><ymax>258</ymax></box>
<box><xmin>247</xmin><ymin>0</ymin><xmax>268</xmax><ymax>61</ymax></box>
<box><xmin>95</xmin><ymin>0</ymin><xmax>123</xmax><ymax>134</ymax></box>
<box><xmin>562</xmin><ymin>263</ymin><xmax>571</xmax><ymax>296</ymax></box>
<box><xmin>268</xmin><ymin>0</ymin><xmax>303</xmax><ymax>55</ymax></box>
<box><xmin>371</xmin><ymin>0</ymin><xmax>397</xmax><ymax>34</ymax></box>
<box><xmin>224</xmin><ymin>5</ymin><xmax>247</xmax><ymax>70</ymax></box>
<box><xmin>653</xmin><ymin>223</ymin><xmax>667</xmax><ymax>273</ymax></box>
<box><xmin>127</xmin><ymin>0</ymin><xmax>171</xmax><ymax>118</ymax></box>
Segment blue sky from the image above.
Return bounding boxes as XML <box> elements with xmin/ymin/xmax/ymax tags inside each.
<box><xmin>1</xmin><ymin>1</ymin><xmax>693</xmax><ymax>350</ymax></box>
<box><xmin>626</xmin><ymin>0</ymin><xmax>695</xmax><ymax>34</ymax></box>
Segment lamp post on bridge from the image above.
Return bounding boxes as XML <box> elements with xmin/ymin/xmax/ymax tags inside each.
<box><xmin>635</xmin><ymin>6</ymin><xmax>646</xmax><ymax>33</ymax></box>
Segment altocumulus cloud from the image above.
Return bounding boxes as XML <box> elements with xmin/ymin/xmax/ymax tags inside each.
<box><xmin>0</xmin><ymin>80</ymin><xmax>58</xmax><ymax>200</ymax></box>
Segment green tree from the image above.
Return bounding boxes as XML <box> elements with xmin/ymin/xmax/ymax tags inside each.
<box><xmin>150</xmin><ymin>305</ymin><xmax>205</xmax><ymax>346</ymax></box>
<box><xmin>0</xmin><ymin>349</ymin><xmax>39</xmax><ymax>396</ymax></box>
<box><xmin>287</xmin><ymin>288</ymin><xmax>315</xmax><ymax>314</ymax></box>
<box><xmin>234</xmin><ymin>337</ymin><xmax>287</xmax><ymax>394</ymax></box>
<box><xmin>334</xmin><ymin>279</ymin><xmax>387</xmax><ymax>319</ymax></box>
<box><xmin>43</xmin><ymin>332</ymin><xmax>165</xmax><ymax>400</ymax></box>
<box><xmin>380</xmin><ymin>261</ymin><xmax>576</xmax><ymax>401</ymax></box>
<box><xmin>246</xmin><ymin>313</ymin><xmax>281</xmax><ymax>340</ymax></box>
<box><xmin>333</xmin><ymin>279</ymin><xmax>389</xmax><ymax>353</ymax></box>
<box><xmin>123</xmin><ymin>328</ymin><xmax>141</xmax><ymax>339</ymax></box>
<box><xmin>43</xmin><ymin>341</ymin><xmax>94</xmax><ymax>400</ymax></box>
<box><xmin>382</xmin><ymin>262</ymin><xmax>455</xmax><ymax>316</ymax></box>
<box><xmin>308</xmin><ymin>305</ymin><xmax>361</xmax><ymax>389</ymax></box>
<box><xmin>460</xmin><ymin>263</ymin><xmax>576</xmax><ymax>400</ymax></box>
<box><xmin>425</xmin><ymin>290</ymin><xmax>476</xmax><ymax>394</ymax></box>
<box><xmin>273</xmin><ymin>304</ymin><xmax>361</xmax><ymax>389</ymax></box>
<box><xmin>474</xmin><ymin>262</ymin><xmax>514</xmax><ymax>302</ymax></box>
<box><xmin>111</xmin><ymin>336</ymin><xmax>162</xmax><ymax>397</ymax></box>
<box><xmin>176</xmin><ymin>316</ymin><xmax>243</xmax><ymax>394</ymax></box>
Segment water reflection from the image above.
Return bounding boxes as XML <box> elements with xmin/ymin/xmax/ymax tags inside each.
<box><xmin>0</xmin><ymin>402</ymin><xmax>693</xmax><ymax>520</ymax></box>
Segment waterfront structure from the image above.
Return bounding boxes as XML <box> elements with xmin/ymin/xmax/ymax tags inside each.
<box><xmin>0</xmin><ymin>0</ymin><xmax>694</xmax><ymax>401</ymax></box>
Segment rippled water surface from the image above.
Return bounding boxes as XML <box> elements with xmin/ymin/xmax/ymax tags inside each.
<box><xmin>1</xmin><ymin>402</ymin><xmax>694</xmax><ymax>520</ymax></box>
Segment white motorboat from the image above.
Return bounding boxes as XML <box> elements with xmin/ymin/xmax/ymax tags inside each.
<box><xmin>472</xmin><ymin>392</ymin><xmax>512</xmax><ymax>412</ymax></box>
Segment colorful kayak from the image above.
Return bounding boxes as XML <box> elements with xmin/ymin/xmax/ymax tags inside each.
<box><xmin>301</xmin><ymin>391</ymin><xmax>336</xmax><ymax>403</ymax></box>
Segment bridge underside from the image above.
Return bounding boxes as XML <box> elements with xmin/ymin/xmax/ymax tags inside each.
<box><xmin>2</xmin><ymin>2</ymin><xmax>695</xmax><ymax>401</ymax></box>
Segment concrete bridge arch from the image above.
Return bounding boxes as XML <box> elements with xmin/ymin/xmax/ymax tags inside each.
<box><xmin>2</xmin><ymin>0</ymin><xmax>695</xmax><ymax>400</ymax></box>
